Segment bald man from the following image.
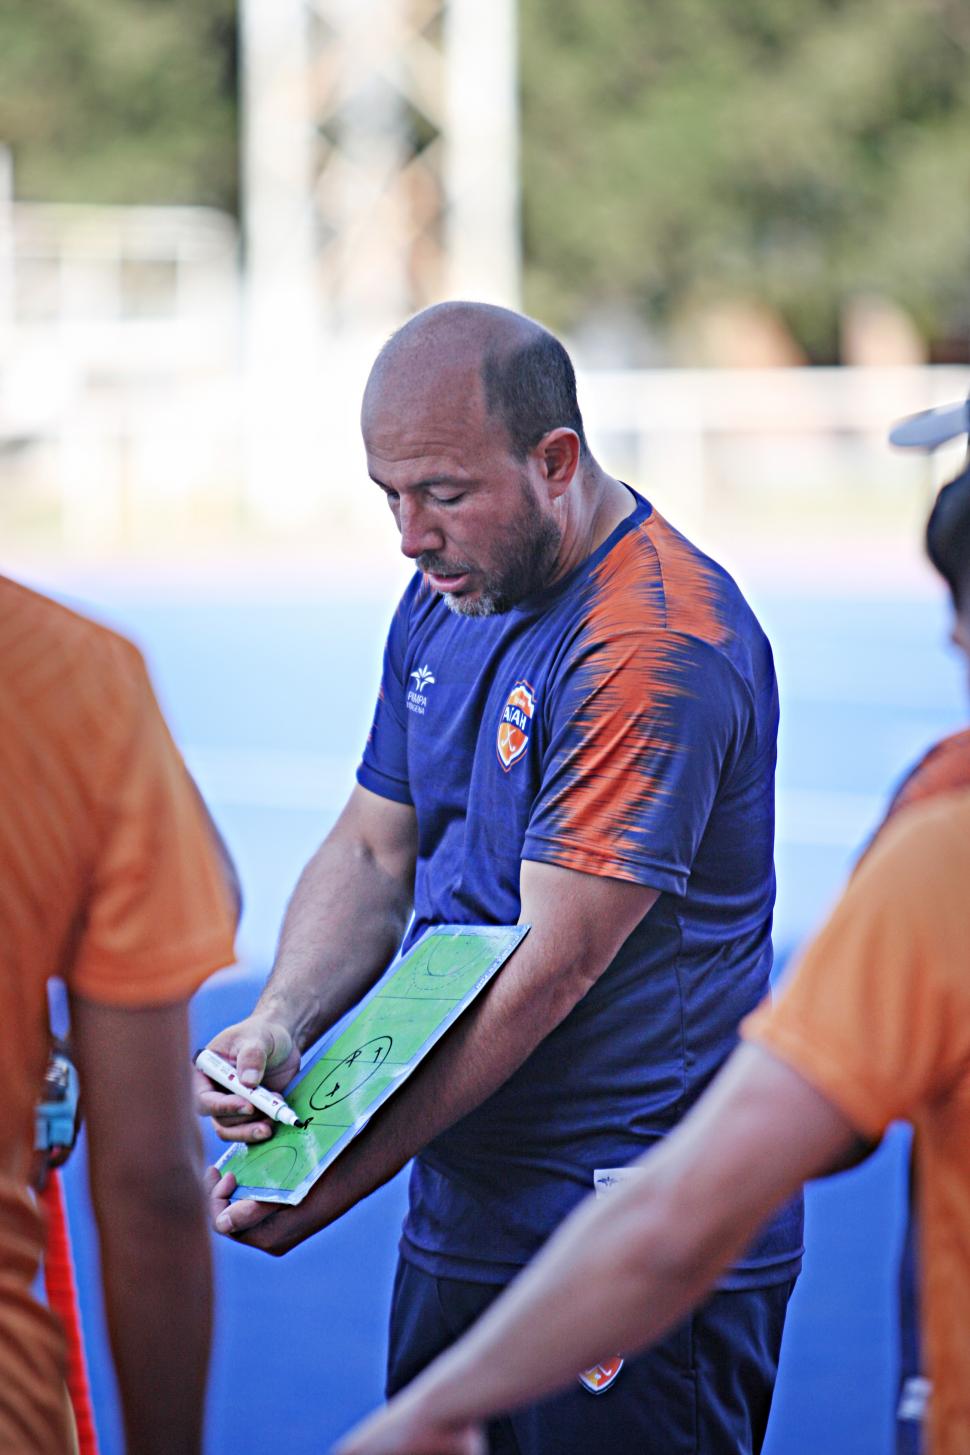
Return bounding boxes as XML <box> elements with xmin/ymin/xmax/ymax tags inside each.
<box><xmin>197</xmin><ymin>304</ymin><xmax>802</xmax><ymax>1453</ymax></box>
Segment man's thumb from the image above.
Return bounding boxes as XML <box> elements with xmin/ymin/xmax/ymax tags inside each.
<box><xmin>234</xmin><ymin>1036</ymin><xmax>270</xmax><ymax>1087</ymax></box>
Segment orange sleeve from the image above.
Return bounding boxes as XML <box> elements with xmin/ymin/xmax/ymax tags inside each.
<box><xmin>744</xmin><ymin>795</ymin><xmax>970</xmax><ymax>1140</ymax></box>
<box><xmin>70</xmin><ymin>648</ymin><xmax>237</xmax><ymax>1006</ymax></box>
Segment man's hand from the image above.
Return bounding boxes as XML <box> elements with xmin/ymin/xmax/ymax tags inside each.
<box><xmin>194</xmin><ymin>1015</ymin><xmax>301</xmax><ymax>1238</ymax></box>
<box><xmin>333</xmin><ymin>1396</ymin><xmax>485</xmax><ymax>1455</ymax></box>
<box><xmin>203</xmin><ymin>1165</ymin><xmax>282</xmax><ymax>1239</ymax></box>
<box><xmin>193</xmin><ymin>1014</ymin><xmax>301</xmax><ymax>1143</ymax></box>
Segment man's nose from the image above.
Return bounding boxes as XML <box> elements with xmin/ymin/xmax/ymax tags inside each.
<box><xmin>398</xmin><ymin>497</ymin><xmax>443</xmax><ymax>559</ymax></box>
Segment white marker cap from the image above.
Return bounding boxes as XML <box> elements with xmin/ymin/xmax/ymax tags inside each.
<box><xmin>889</xmin><ymin>398</ymin><xmax>970</xmax><ymax>452</ymax></box>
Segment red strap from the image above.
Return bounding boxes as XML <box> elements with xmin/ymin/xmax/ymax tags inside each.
<box><xmin>40</xmin><ymin>1172</ymin><xmax>100</xmax><ymax>1455</ymax></box>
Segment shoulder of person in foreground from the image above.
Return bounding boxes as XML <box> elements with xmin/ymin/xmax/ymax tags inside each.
<box><xmin>863</xmin><ymin>726</ymin><xmax>970</xmax><ymax>855</ymax></box>
<box><xmin>747</xmin><ymin>786</ymin><xmax>970</xmax><ymax>1141</ymax></box>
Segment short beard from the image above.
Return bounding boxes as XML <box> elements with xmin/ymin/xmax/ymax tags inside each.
<box><xmin>426</xmin><ymin>482</ymin><xmax>562</xmax><ymax>618</ymax></box>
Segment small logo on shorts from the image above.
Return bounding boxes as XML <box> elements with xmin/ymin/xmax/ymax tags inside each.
<box><xmin>496</xmin><ymin>680</ymin><xmax>536</xmax><ymax>771</ymax></box>
<box><xmin>578</xmin><ymin>1355</ymin><xmax>624</xmax><ymax>1394</ymax></box>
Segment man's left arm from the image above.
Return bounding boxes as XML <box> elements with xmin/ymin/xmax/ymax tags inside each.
<box><xmin>209</xmin><ymin>860</ymin><xmax>659</xmax><ymax>1246</ymax></box>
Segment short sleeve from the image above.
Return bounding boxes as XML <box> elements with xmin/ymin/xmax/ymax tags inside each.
<box><xmin>70</xmin><ymin>650</ymin><xmax>238</xmax><ymax>1006</ymax></box>
<box><xmin>523</xmin><ymin>631</ymin><xmax>749</xmax><ymax>894</ymax></box>
<box><xmin>744</xmin><ymin>798</ymin><xmax>970</xmax><ymax>1138</ymax></box>
<box><xmin>356</xmin><ymin>595</ymin><xmax>413</xmax><ymax>806</ymax></box>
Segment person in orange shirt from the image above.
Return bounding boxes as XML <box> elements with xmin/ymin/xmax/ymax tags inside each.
<box><xmin>334</xmin><ymin>417</ymin><xmax>970</xmax><ymax>1455</ymax></box>
<box><xmin>863</xmin><ymin>727</ymin><xmax>970</xmax><ymax>1455</ymax></box>
<box><xmin>0</xmin><ymin>575</ymin><xmax>238</xmax><ymax>1454</ymax></box>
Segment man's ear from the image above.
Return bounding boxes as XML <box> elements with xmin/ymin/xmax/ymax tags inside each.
<box><xmin>533</xmin><ymin>429</ymin><xmax>581</xmax><ymax>500</ymax></box>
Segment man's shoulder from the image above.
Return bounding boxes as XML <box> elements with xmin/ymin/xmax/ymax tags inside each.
<box><xmin>641</xmin><ymin>511</ymin><xmax>761</xmax><ymax>642</ymax></box>
<box><xmin>583</xmin><ymin>510</ymin><xmax>770</xmax><ymax>699</ymax></box>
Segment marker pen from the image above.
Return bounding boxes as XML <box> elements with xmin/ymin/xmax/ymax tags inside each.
<box><xmin>194</xmin><ymin>1047</ymin><xmax>306</xmax><ymax>1129</ymax></box>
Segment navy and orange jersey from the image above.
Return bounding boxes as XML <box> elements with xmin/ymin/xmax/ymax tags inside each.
<box><xmin>358</xmin><ymin>488</ymin><xmax>803</xmax><ymax>1286</ymax></box>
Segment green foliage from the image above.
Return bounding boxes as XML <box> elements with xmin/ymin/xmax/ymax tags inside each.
<box><xmin>1</xmin><ymin>0</ymin><xmax>966</xmax><ymax>358</ymax></box>
<box><xmin>520</xmin><ymin>0</ymin><xmax>970</xmax><ymax>359</ymax></box>
<box><xmin>0</xmin><ymin>0</ymin><xmax>237</xmax><ymax>211</ymax></box>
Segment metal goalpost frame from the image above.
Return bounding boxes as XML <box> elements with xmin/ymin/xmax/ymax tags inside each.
<box><xmin>239</xmin><ymin>0</ymin><xmax>521</xmax><ymax>526</ymax></box>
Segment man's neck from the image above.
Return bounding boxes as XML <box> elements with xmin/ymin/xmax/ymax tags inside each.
<box><xmin>552</xmin><ymin>466</ymin><xmax>634</xmax><ymax>582</ymax></box>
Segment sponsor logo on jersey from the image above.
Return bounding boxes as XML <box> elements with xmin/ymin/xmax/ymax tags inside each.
<box><xmin>496</xmin><ymin>680</ymin><xmax>536</xmax><ymax>771</ymax></box>
<box><xmin>407</xmin><ymin>663</ymin><xmax>436</xmax><ymax>716</ymax></box>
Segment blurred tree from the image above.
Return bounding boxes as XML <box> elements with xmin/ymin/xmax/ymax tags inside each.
<box><xmin>519</xmin><ymin>0</ymin><xmax>970</xmax><ymax>360</ymax></box>
<box><xmin>1</xmin><ymin>0</ymin><xmax>967</xmax><ymax>360</ymax></box>
<box><xmin>0</xmin><ymin>0</ymin><xmax>237</xmax><ymax>213</ymax></box>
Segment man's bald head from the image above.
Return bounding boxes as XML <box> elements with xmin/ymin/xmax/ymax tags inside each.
<box><xmin>363</xmin><ymin>301</ymin><xmax>588</xmax><ymax>461</ymax></box>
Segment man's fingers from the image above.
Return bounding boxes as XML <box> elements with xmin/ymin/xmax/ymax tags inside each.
<box><xmin>194</xmin><ymin>1071</ymin><xmax>274</xmax><ymax>1138</ymax></box>
<box><xmin>210</xmin><ymin>1168</ymin><xmax>237</xmax><ymax>1200</ymax></box>
<box><xmin>214</xmin><ymin>1194</ymin><xmax>276</xmax><ymax>1236</ymax></box>
<box><xmin>194</xmin><ymin>1078</ymin><xmax>260</xmax><ymax>1121</ymax></box>
<box><xmin>212</xmin><ymin>1116</ymin><xmax>275</xmax><ymax>1145</ymax></box>
<box><xmin>205</xmin><ymin>1167</ymin><xmax>235</xmax><ymax>1231</ymax></box>
<box><xmin>206</xmin><ymin>1167</ymin><xmax>276</xmax><ymax>1238</ymax></box>
<box><xmin>203</xmin><ymin>1165</ymin><xmax>223</xmax><ymax>1197</ymax></box>
<box><xmin>204</xmin><ymin>1166</ymin><xmax>233</xmax><ymax>1224</ymax></box>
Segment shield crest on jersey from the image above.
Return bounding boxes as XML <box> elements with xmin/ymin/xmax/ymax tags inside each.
<box><xmin>578</xmin><ymin>1355</ymin><xmax>624</xmax><ymax>1394</ymax></box>
<box><xmin>496</xmin><ymin>680</ymin><xmax>536</xmax><ymax>772</ymax></box>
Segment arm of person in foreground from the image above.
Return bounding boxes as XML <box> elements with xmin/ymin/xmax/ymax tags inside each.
<box><xmin>332</xmin><ymin>1042</ymin><xmax>862</xmax><ymax>1455</ymax></box>
<box><xmin>71</xmin><ymin>994</ymin><xmax>213</xmax><ymax>1455</ymax></box>
<box><xmin>206</xmin><ymin>855</ymin><xmax>660</xmax><ymax>1248</ymax></box>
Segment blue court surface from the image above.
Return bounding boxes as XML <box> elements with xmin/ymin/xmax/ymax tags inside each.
<box><xmin>34</xmin><ymin>566</ymin><xmax>964</xmax><ymax>1454</ymax></box>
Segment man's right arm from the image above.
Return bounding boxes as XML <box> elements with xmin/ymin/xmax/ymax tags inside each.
<box><xmin>195</xmin><ymin>784</ymin><xmax>417</xmax><ymax>1128</ymax></box>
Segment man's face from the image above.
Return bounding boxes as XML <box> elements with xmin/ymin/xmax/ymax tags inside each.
<box><xmin>363</xmin><ymin>368</ymin><xmax>563</xmax><ymax>616</ymax></box>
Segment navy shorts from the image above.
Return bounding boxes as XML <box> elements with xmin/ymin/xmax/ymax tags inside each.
<box><xmin>387</xmin><ymin>1259</ymin><xmax>795</xmax><ymax>1454</ymax></box>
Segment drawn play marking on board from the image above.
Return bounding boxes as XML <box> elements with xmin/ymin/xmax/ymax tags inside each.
<box><xmin>308</xmin><ymin>1036</ymin><xmax>393</xmax><ymax>1109</ymax></box>
<box><xmin>425</xmin><ymin>936</ymin><xmax>482</xmax><ymax>977</ymax></box>
<box><xmin>217</xmin><ymin>923</ymin><xmax>528</xmax><ymax>1206</ymax></box>
<box><xmin>235</xmin><ymin>1145</ymin><xmax>303</xmax><ymax>1185</ymax></box>
<box><xmin>383</xmin><ymin>936</ymin><xmax>488</xmax><ymax>1002</ymax></box>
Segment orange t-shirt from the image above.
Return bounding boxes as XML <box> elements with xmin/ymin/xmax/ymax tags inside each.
<box><xmin>0</xmin><ymin>575</ymin><xmax>237</xmax><ymax>1452</ymax></box>
<box><xmin>744</xmin><ymin>789</ymin><xmax>970</xmax><ymax>1455</ymax></box>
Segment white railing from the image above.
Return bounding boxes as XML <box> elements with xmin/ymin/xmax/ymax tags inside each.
<box><xmin>1</xmin><ymin>200</ymin><xmax>967</xmax><ymax>554</ymax></box>
<box><xmin>2</xmin><ymin>356</ymin><xmax>966</xmax><ymax>551</ymax></box>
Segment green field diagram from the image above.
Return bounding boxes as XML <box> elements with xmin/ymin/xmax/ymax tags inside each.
<box><xmin>218</xmin><ymin>923</ymin><xmax>529</xmax><ymax>1205</ymax></box>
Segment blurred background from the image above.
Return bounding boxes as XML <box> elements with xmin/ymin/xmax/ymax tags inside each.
<box><xmin>2</xmin><ymin>1</ymin><xmax>968</xmax><ymax>1451</ymax></box>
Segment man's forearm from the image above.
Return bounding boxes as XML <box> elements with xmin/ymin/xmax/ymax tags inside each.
<box><xmin>256</xmin><ymin>827</ymin><xmax>414</xmax><ymax>1050</ymax></box>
